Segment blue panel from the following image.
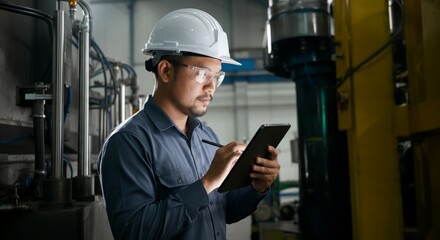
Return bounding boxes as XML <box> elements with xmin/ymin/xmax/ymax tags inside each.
<box><xmin>221</xmin><ymin>58</ymin><xmax>291</xmax><ymax>84</ymax></box>
<box><xmin>222</xmin><ymin>75</ymin><xmax>291</xmax><ymax>84</ymax></box>
<box><xmin>222</xmin><ymin>58</ymin><xmax>257</xmax><ymax>72</ymax></box>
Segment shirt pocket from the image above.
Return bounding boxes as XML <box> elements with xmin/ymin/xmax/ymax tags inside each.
<box><xmin>157</xmin><ymin>168</ymin><xmax>197</xmax><ymax>189</ymax></box>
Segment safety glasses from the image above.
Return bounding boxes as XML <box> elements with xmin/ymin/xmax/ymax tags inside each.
<box><xmin>170</xmin><ymin>61</ymin><xmax>225</xmax><ymax>87</ymax></box>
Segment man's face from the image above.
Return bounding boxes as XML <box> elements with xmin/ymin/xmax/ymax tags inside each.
<box><xmin>168</xmin><ymin>56</ymin><xmax>222</xmax><ymax>117</ymax></box>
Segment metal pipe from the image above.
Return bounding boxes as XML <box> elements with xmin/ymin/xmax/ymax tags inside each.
<box><xmin>32</xmin><ymin>83</ymin><xmax>47</xmax><ymax>197</ymax></box>
<box><xmin>112</xmin><ymin>65</ymin><xmax>120</xmax><ymax>125</ymax></box>
<box><xmin>119</xmin><ymin>83</ymin><xmax>126</xmax><ymax>122</ymax></box>
<box><xmin>32</xmin><ymin>83</ymin><xmax>47</xmax><ymax>178</ymax></box>
<box><xmin>113</xmin><ymin>65</ymin><xmax>123</xmax><ymax>124</ymax></box>
<box><xmin>128</xmin><ymin>0</ymin><xmax>134</xmax><ymax>66</ymax></box>
<box><xmin>129</xmin><ymin>67</ymin><xmax>139</xmax><ymax>112</ymax></box>
<box><xmin>78</xmin><ymin>13</ymin><xmax>90</xmax><ymax>176</ymax></box>
<box><xmin>388</xmin><ymin>0</ymin><xmax>394</xmax><ymax>33</ymax></box>
<box><xmin>76</xmin><ymin>0</ymin><xmax>92</xmax><ymax>177</ymax></box>
<box><xmin>99</xmin><ymin>108</ymin><xmax>104</xmax><ymax>147</ymax></box>
<box><xmin>77</xmin><ymin>0</ymin><xmax>92</xmax><ymax>34</ymax></box>
<box><xmin>103</xmin><ymin>108</ymin><xmax>108</xmax><ymax>141</ymax></box>
<box><xmin>51</xmin><ymin>10</ymin><xmax>65</xmax><ymax>179</ymax></box>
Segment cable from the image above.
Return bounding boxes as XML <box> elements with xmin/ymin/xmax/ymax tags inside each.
<box><xmin>90</xmin><ymin>41</ymin><xmax>110</xmax><ymax>108</ymax></box>
<box><xmin>77</xmin><ymin>0</ymin><xmax>93</xmax><ymax>35</ymax></box>
<box><xmin>90</xmin><ymin>38</ymin><xmax>117</xmax><ymax>109</ymax></box>
<box><xmin>0</xmin><ymin>1</ymin><xmax>53</xmax><ymax>29</ymax></box>
<box><xmin>72</xmin><ymin>32</ymin><xmax>117</xmax><ymax>110</ymax></box>
<box><xmin>73</xmin><ymin>29</ymin><xmax>134</xmax><ymax>111</ymax></box>
<box><xmin>337</xmin><ymin>0</ymin><xmax>404</xmax><ymax>87</ymax></box>
<box><xmin>0</xmin><ymin>1</ymin><xmax>53</xmax><ymax>83</ymax></box>
<box><xmin>337</xmin><ymin>41</ymin><xmax>393</xmax><ymax>87</ymax></box>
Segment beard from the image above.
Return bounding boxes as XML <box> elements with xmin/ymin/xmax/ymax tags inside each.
<box><xmin>170</xmin><ymin>93</ymin><xmax>212</xmax><ymax>117</ymax></box>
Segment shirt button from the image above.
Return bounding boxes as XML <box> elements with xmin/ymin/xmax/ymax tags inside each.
<box><xmin>216</xmin><ymin>232</ymin><xmax>220</xmax><ymax>236</ymax></box>
<box><xmin>210</xmin><ymin>201</ymin><xmax>213</xmax><ymax>205</ymax></box>
<box><xmin>177</xmin><ymin>178</ymin><xmax>182</xmax><ymax>184</ymax></box>
<box><xmin>199</xmin><ymin>173</ymin><xmax>203</xmax><ymax>178</ymax></box>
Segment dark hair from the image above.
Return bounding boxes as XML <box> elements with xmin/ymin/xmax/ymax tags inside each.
<box><xmin>145</xmin><ymin>55</ymin><xmax>183</xmax><ymax>78</ymax></box>
<box><xmin>145</xmin><ymin>52</ymin><xmax>214</xmax><ymax>80</ymax></box>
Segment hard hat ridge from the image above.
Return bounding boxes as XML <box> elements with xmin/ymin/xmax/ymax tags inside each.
<box><xmin>143</xmin><ymin>8</ymin><xmax>241</xmax><ymax>67</ymax></box>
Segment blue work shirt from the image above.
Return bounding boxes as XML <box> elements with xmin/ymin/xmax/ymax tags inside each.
<box><xmin>98</xmin><ymin>96</ymin><xmax>267</xmax><ymax>240</ymax></box>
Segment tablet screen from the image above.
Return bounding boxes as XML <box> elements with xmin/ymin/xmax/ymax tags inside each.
<box><xmin>218</xmin><ymin>123</ymin><xmax>291</xmax><ymax>193</ymax></box>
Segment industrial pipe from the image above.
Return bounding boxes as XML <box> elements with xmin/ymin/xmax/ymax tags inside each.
<box><xmin>72</xmin><ymin>0</ymin><xmax>95</xmax><ymax>201</ymax></box>
<box><xmin>51</xmin><ymin>9</ymin><xmax>65</xmax><ymax>180</ymax></box>
<box><xmin>31</xmin><ymin>83</ymin><xmax>48</xmax><ymax>198</ymax></box>
<box><xmin>42</xmin><ymin>7</ymin><xmax>73</xmax><ymax>206</ymax></box>
<box><xmin>118</xmin><ymin>80</ymin><xmax>126</xmax><ymax>124</ymax></box>
<box><xmin>78</xmin><ymin>1</ymin><xmax>90</xmax><ymax>177</ymax></box>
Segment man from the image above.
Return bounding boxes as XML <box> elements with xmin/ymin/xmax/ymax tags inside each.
<box><xmin>98</xmin><ymin>8</ymin><xmax>280</xmax><ymax>240</ymax></box>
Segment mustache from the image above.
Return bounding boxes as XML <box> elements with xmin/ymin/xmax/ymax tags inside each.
<box><xmin>197</xmin><ymin>93</ymin><xmax>213</xmax><ymax>101</ymax></box>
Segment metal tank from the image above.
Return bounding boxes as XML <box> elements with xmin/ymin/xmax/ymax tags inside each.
<box><xmin>264</xmin><ymin>0</ymin><xmax>333</xmax><ymax>77</ymax></box>
<box><xmin>268</xmin><ymin>0</ymin><xmax>332</xmax><ymax>40</ymax></box>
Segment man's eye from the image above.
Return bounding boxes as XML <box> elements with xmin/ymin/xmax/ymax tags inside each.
<box><xmin>195</xmin><ymin>70</ymin><xmax>206</xmax><ymax>81</ymax></box>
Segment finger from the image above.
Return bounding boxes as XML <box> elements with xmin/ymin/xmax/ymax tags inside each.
<box><xmin>216</xmin><ymin>142</ymin><xmax>245</xmax><ymax>157</ymax></box>
<box><xmin>250</xmin><ymin>172</ymin><xmax>277</xmax><ymax>181</ymax></box>
<box><xmin>266</xmin><ymin>145</ymin><xmax>278</xmax><ymax>160</ymax></box>
<box><xmin>252</xmin><ymin>164</ymin><xmax>279</xmax><ymax>175</ymax></box>
<box><xmin>255</xmin><ymin>157</ymin><xmax>280</xmax><ymax>168</ymax></box>
<box><xmin>224</xmin><ymin>141</ymin><xmax>246</xmax><ymax>152</ymax></box>
<box><xmin>225</xmin><ymin>149</ymin><xmax>243</xmax><ymax>165</ymax></box>
<box><xmin>232</xmin><ymin>142</ymin><xmax>246</xmax><ymax>152</ymax></box>
<box><xmin>226</xmin><ymin>141</ymin><xmax>246</xmax><ymax>148</ymax></box>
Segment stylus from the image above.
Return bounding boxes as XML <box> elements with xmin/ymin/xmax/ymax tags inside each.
<box><xmin>202</xmin><ymin>139</ymin><xmax>224</xmax><ymax>148</ymax></box>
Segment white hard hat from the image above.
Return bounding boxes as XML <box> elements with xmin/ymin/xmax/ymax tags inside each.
<box><xmin>142</xmin><ymin>8</ymin><xmax>241</xmax><ymax>66</ymax></box>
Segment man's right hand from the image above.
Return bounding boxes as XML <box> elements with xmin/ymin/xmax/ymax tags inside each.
<box><xmin>201</xmin><ymin>141</ymin><xmax>246</xmax><ymax>194</ymax></box>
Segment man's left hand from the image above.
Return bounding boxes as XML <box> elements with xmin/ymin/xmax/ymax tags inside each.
<box><xmin>250</xmin><ymin>145</ymin><xmax>280</xmax><ymax>193</ymax></box>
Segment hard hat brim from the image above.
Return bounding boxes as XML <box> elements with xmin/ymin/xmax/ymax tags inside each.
<box><xmin>221</xmin><ymin>56</ymin><xmax>242</xmax><ymax>66</ymax></box>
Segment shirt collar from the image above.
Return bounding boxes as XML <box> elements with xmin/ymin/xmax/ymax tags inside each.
<box><xmin>143</xmin><ymin>95</ymin><xmax>203</xmax><ymax>132</ymax></box>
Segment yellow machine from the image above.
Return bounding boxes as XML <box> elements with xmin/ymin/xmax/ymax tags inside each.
<box><xmin>264</xmin><ymin>0</ymin><xmax>439</xmax><ymax>239</ymax></box>
<box><xmin>334</xmin><ymin>0</ymin><xmax>440</xmax><ymax>239</ymax></box>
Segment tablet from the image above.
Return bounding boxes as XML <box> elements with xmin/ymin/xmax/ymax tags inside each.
<box><xmin>218</xmin><ymin>123</ymin><xmax>291</xmax><ymax>193</ymax></box>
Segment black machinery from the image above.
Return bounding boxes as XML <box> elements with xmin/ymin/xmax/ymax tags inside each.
<box><xmin>264</xmin><ymin>0</ymin><xmax>352</xmax><ymax>239</ymax></box>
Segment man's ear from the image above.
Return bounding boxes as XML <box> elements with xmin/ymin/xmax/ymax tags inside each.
<box><xmin>157</xmin><ymin>60</ymin><xmax>173</xmax><ymax>82</ymax></box>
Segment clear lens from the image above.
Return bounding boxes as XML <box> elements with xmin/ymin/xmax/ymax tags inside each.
<box><xmin>172</xmin><ymin>61</ymin><xmax>225</xmax><ymax>87</ymax></box>
<box><xmin>210</xmin><ymin>72</ymin><xmax>225</xmax><ymax>87</ymax></box>
<box><xmin>193</xmin><ymin>68</ymin><xmax>207</xmax><ymax>84</ymax></box>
